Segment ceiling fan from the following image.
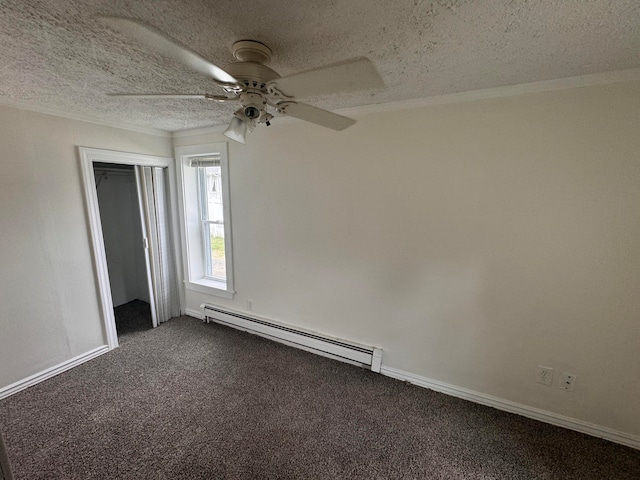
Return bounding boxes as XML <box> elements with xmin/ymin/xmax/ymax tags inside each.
<box><xmin>99</xmin><ymin>16</ymin><xmax>385</xmax><ymax>143</ymax></box>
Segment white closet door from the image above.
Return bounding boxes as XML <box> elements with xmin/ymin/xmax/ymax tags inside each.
<box><xmin>136</xmin><ymin>166</ymin><xmax>180</xmax><ymax>326</ymax></box>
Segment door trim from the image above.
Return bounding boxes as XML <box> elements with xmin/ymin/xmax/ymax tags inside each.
<box><xmin>78</xmin><ymin>147</ymin><xmax>177</xmax><ymax>349</ymax></box>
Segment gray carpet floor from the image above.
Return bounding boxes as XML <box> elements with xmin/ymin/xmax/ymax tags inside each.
<box><xmin>0</xmin><ymin>316</ymin><xmax>638</xmax><ymax>479</ymax></box>
<box><xmin>115</xmin><ymin>299</ymin><xmax>153</xmax><ymax>339</ymax></box>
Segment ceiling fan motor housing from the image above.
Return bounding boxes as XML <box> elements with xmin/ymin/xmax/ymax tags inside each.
<box><xmin>225</xmin><ymin>40</ymin><xmax>280</xmax><ymax>89</ymax></box>
<box><xmin>224</xmin><ymin>61</ymin><xmax>281</xmax><ymax>89</ymax></box>
<box><xmin>224</xmin><ymin>41</ymin><xmax>282</xmax><ymax>123</ymax></box>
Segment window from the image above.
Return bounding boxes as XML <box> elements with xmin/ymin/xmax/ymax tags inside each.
<box><xmin>197</xmin><ymin>163</ymin><xmax>226</xmax><ymax>281</ymax></box>
<box><xmin>175</xmin><ymin>143</ymin><xmax>234</xmax><ymax>298</ymax></box>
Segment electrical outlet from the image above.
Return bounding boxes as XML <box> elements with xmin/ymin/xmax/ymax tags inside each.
<box><xmin>560</xmin><ymin>372</ymin><xmax>576</xmax><ymax>391</ymax></box>
<box><xmin>537</xmin><ymin>366</ymin><xmax>554</xmax><ymax>386</ymax></box>
<box><xmin>246</xmin><ymin>299</ymin><xmax>253</xmax><ymax>311</ymax></box>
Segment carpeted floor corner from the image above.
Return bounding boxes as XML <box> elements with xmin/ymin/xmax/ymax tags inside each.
<box><xmin>1</xmin><ymin>316</ymin><xmax>638</xmax><ymax>479</ymax></box>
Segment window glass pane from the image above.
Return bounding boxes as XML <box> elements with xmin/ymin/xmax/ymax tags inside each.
<box><xmin>198</xmin><ymin>165</ymin><xmax>226</xmax><ymax>282</ymax></box>
<box><xmin>205</xmin><ymin>222</ymin><xmax>226</xmax><ymax>281</ymax></box>
<box><xmin>204</xmin><ymin>166</ymin><xmax>223</xmax><ymax>223</ymax></box>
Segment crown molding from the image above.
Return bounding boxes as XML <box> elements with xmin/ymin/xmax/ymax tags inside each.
<box><xmin>171</xmin><ymin>67</ymin><xmax>640</xmax><ymax>138</ymax></box>
<box><xmin>0</xmin><ymin>98</ymin><xmax>171</xmax><ymax>137</ymax></box>
<box><xmin>172</xmin><ymin>123</ymin><xmax>227</xmax><ymax>138</ymax></box>
<box><xmin>338</xmin><ymin>67</ymin><xmax>640</xmax><ymax>118</ymax></box>
<box><xmin>3</xmin><ymin>68</ymin><xmax>638</xmax><ymax>140</ymax></box>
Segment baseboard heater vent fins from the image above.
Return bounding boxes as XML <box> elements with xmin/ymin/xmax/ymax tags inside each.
<box><xmin>201</xmin><ymin>304</ymin><xmax>382</xmax><ymax>372</ymax></box>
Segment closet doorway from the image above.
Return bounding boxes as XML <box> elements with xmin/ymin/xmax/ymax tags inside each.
<box><xmin>93</xmin><ymin>163</ymin><xmax>152</xmax><ymax>338</ymax></box>
<box><xmin>79</xmin><ymin>148</ymin><xmax>181</xmax><ymax>350</ymax></box>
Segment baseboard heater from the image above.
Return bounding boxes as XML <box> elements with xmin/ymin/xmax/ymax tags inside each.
<box><xmin>201</xmin><ymin>304</ymin><xmax>383</xmax><ymax>372</ymax></box>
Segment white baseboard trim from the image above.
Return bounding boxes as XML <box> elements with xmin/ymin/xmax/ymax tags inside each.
<box><xmin>184</xmin><ymin>308</ymin><xmax>204</xmax><ymax>320</ymax></box>
<box><xmin>0</xmin><ymin>345</ymin><xmax>110</xmax><ymax>400</ymax></box>
<box><xmin>380</xmin><ymin>366</ymin><xmax>640</xmax><ymax>451</ymax></box>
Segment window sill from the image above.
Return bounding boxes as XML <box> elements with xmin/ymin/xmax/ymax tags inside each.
<box><xmin>185</xmin><ymin>278</ymin><xmax>235</xmax><ymax>299</ymax></box>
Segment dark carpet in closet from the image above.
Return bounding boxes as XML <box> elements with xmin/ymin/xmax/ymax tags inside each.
<box><xmin>115</xmin><ymin>299</ymin><xmax>152</xmax><ymax>339</ymax></box>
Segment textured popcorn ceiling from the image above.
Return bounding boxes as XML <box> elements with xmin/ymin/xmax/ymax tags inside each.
<box><xmin>0</xmin><ymin>0</ymin><xmax>638</xmax><ymax>132</ymax></box>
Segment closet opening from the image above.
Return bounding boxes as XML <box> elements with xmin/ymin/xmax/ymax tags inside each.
<box><xmin>93</xmin><ymin>162</ymin><xmax>152</xmax><ymax>340</ymax></box>
<box><xmin>79</xmin><ymin>147</ymin><xmax>181</xmax><ymax>351</ymax></box>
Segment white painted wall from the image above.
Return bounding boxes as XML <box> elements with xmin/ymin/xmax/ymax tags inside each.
<box><xmin>0</xmin><ymin>106</ymin><xmax>171</xmax><ymax>388</ymax></box>
<box><xmin>174</xmin><ymin>80</ymin><xmax>640</xmax><ymax>438</ymax></box>
<box><xmin>1</xmin><ymin>79</ymin><xmax>638</xmax><ymax>442</ymax></box>
<box><xmin>95</xmin><ymin>168</ymin><xmax>149</xmax><ymax>307</ymax></box>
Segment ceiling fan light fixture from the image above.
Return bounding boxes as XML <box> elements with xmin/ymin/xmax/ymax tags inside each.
<box><xmin>223</xmin><ymin>116</ymin><xmax>249</xmax><ymax>144</ymax></box>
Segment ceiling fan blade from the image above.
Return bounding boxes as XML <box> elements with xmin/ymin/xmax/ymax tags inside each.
<box><xmin>271</xmin><ymin>57</ymin><xmax>384</xmax><ymax>99</ymax></box>
<box><xmin>278</xmin><ymin>102</ymin><xmax>356</xmax><ymax>131</ymax></box>
<box><xmin>107</xmin><ymin>93</ymin><xmax>234</xmax><ymax>101</ymax></box>
<box><xmin>98</xmin><ymin>16</ymin><xmax>239</xmax><ymax>87</ymax></box>
<box><xmin>108</xmin><ymin>94</ymin><xmax>208</xmax><ymax>99</ymax></box>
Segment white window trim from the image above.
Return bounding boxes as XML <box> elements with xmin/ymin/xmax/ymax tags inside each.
<box><xmin>175</xmin><ymin>142</ymin><xmax>235</xmax><ymax>299</ymax></box>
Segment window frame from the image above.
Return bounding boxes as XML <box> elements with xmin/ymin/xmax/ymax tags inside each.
<box><xmin>175</xmin><ymin>142</ymin><xmax>235</xmax><ymax>299</ymax></box>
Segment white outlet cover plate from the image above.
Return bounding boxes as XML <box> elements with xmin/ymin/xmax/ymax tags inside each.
<box><xmin>560</xmin><ymin>372</ymin><xmax>576</xmax><ymax>391</ymax></box>
<box><xmin>537</xmin><ymin>366</ymin><xmax>554</xmax><ymax>386</ymax></box>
